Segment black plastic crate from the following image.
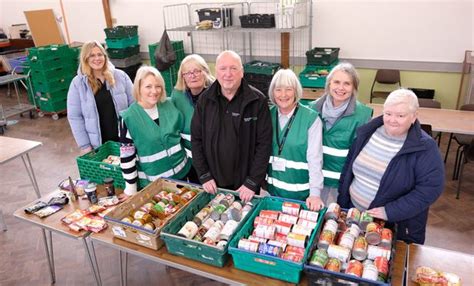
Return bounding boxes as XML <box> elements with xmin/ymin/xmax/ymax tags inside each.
<box><xmin>239</xmin><ymin>14</ymin><xmax>275</xmax><ymax>28</ymax></box>
<box><xmin>196</xmin><ymin>8</ymin><xmax>233</xmax><ymax>27</ymax></box>
<box><xmin>117</xmin><ymin>63</ymin><xmax>141</xmax><ymax>81</ymax></box>
<box><xmin>408</xmin><ymin>88</ymin><xmax>435</xmax><ymax>99</ymax></box>
<box><xmin>306</xmin><ymin>47</ymin><xmax>340</xmax><ymax>66</ymax></box>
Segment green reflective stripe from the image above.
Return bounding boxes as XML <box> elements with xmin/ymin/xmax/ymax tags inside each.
<box><xmin>138</xmin><ymin>157</ymin><xmax>188</xmax><ymax>181</ymax></box>
<box><xmin>269</xmin><ymin>156</ymin><xmax>308</xmax><ymax>170</ymax></box>
<box><xmin>139</xmin><ymin>143</ymin><xmax>182</xmax><ymax>163</ymax></box>
<box><xmin>267</xmin><ymin>176</ymin><xmax>310</xmax><ymax>192</ymax></box>
<box><xmin>323</xmin><ymin>145</ymin><xmax>349</xmax><ymax>157</ymax></box>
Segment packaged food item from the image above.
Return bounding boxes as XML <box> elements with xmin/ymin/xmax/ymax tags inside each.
<box><xmin>238</xmin><ymin>238</ymin><xmax>259</xmax><ymax>252</ymax></box>
<box><xmin>325</xmin><ymin>203</ymin><xmax>341</xmax><ymax>220</ymax></box>
<box><xmin>325</xmin><ymin>258</ymin><xmax>342</xmax><ymax>272</ymax></box>
<box><xmin>359</xmin><ymin>211</ymin><xmax>374</xmax><ymax>230</ymax></box>
<box><xmin>24</xmin><ymin>201</ymin><xmax>48</xmax><ymax>214</ymax></box>
<box><xmin>362</xmin><ymin>263</ymin><xmax>379</xmax><ymax>281</ymax></box>
<box><xmin>177</xmin><ymin>221</ymin><xmax>199</xmax><ymax>239</ymax></box>
<box><xmin>84</xmin><ymin>183</ymin><xmax>98</xmax><ymax>204</ymax></box>
<box><xmin>327</xmin><ymin>244</ymin><xmax>351</xmax><ymax>263</ymax></box>
<box><xmin>85</xmin><ymin>204</ymin><xmax>106</xmax><ymax>215</ymax></box>
<box><xmin>34</xmin><ymin>205</ymin><xmax>63</xmax><ymax>218</ymax></box>
<box><xmin>310</xmin><ymin>248</ymin><xmax>329</xmax><ymax>267</ymax></box>
<box><xmin>379</xmin><ymin>228</ymin><xmax>393</xmax><ymax>249</ymax></box>
<box><xmin>282</xmin><ymin>201</ymin><xmax>301</xmax><ymax>216</ymax></box>
<box><xmin>346</xmin><ymin>208</ymin><xmax>361</xmax><ymax>226</ymax></box>
<box><xmin>345</xmin><ymin>260</ymin><xmax>363</xmax><ymax>277</ymax></box>
<box><xmin>98</xmin><ymin>196</ymin><xmax>120</xmax><ymax>207</ymax></box>
<box><xmin>87</xmin><ymin>216</ymin><xmax>107</xmax><ymax>233</ymax></box>
<box><xmin>352</xmin><ymin>236</ymin><xmax>368</xmax><ymax>261</ymax></box>
<box><xmin>365</xmin><ymin>222</ymin><xmax>382</xmax><ymax>245</ymax></box>
<box><xmin>258</xmin><ymin>243</ymin><xmax>282</xmax><ymax>257</ymax></box>
<box><xmin>317</xmin><ymin>230</ymin><xmax>335</xmax><ymax>250</ymax></box>
<box><xmin>61</xmin><ymin>210</ymin><xmax>86</xmax><ymax>224</ymax></box>
<box><xmin>286</xmin><ymin>232</ymin><xmax>307</xmax><ymax>248</ymax></box>
<box><xmin>374</xmin><ymin>256</ymin><xmax>389</xmax><ymax>281</ymax></box>
<box><xmin>299</xmin><ymin>209</ymin><xmax>319</xmax><ymax>222</ymax></box>
<box><xmin>103</xmin><ymin>177</ymin><xmax>115</xmax><ymax>196</ymax></box>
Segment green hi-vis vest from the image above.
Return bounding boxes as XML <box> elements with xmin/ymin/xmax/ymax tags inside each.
<box><xmin>171</xmin><ymin>89</ymin><xmax>193</xmax><ymax>159</ymax></box>
<box><xmin>121</xmin><ymin>100</ymin><xmax>191</xmax><ymax>188</ymax></box>
<box><xmin>320</xmin><ymin>102</ymin><xmax>372</xmax><ymax>188</ymax></box>
<box><xmin>267</xmin><ymin>103</ymin><xmax>318</xmax><ymax>201</ymax></box>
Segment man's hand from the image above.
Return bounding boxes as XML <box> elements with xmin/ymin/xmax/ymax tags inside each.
<box><xmin>367</xmin><ymin>207</ymin><xmax>388</xmax><ymax>220</ymax></box>
<box><xmin>237</xmin><ymin>185</ymin><xmax>255</xmax><ymax>203</ymax></box>
<box><xmin>203</xmin><ymin>179</ymin><xmax>217</xmax><ymax>194</ymax></box>
<box><xmin>306</xmin><ymin>195</ymin><xmax>324</xmax><ymax>211</ymax></box>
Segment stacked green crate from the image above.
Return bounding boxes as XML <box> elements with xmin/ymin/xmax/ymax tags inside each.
<box><xmin>105</xmin><ymin>26</ymin><xmax>141</xmax><ymax>81</ymax></box>
<box><xmin>27</xmin><ymin>44</ymin><xmax>79</xmax><ymax>113</ymax></box>
<box><xmin>299</xmin><ymin>47</ymin><xmax>340</xmax><ymax>89</ymax></box>
<box><xmin>148</xmin><ymin>41</ymin><xmax>185</xmax><ymax>96</ymax></box>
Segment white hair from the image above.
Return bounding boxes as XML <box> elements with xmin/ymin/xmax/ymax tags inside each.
<box><xmin>384</xmin><ymin>88</ymin><xmax>419</xmax><ymax>113</ymax></box>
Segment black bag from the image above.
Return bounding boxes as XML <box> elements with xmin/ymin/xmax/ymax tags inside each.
<box><xmin>154</xmin><ymin>30</ymin><xmax>176</xmax><ymax>71</ymax></box>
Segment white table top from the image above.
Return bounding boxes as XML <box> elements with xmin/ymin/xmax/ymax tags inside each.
<box><xmin>0</xmin><ymin>136</ymin><xmax>42</xmax><ymax>164</ymax></box>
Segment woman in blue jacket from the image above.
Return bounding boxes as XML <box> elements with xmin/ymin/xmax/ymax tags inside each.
<box><xmin>67</xmin><ymin>41</ymin><xmax>134</xmax><ymax>154</ymax></box>
<box><xmin>338</xmin><ymin>89</ymin><xmax>444</xmax><ymax>244</ymax></box>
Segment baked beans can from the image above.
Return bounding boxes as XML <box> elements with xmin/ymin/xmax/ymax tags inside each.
<box><xmin>287</xmin><ymin>232</ymin><xmax>307</xmax><ymax>248</ymax></box>
<box><xmin>281</xmin><ymin>252</ymin><xmax>304</xmax><ymax>263</ymax></box>
<box><xmin>346</xmin><ymin>208</ymin><xmax>361</xmax><ymax>226</ymax></box>
<box><xmin>253</xmin><ymin>216</ymin><xmax>275</xmax><ymax>227</ymax></box>
<box><xmin>274</xmin><ymin>232</ymin><xmax>288</xmax><ymax>243</ymax></box>
<box><xmin>285</xmin><ymin>245</ymin><xmax>305</xmax><ymax>256</ymax></box>
<box><xmin>367</xmin><ymin>245</ymin><xmax>391</xmax><ymax>260</ymax></box>
<box><xmin>254</xmin><ymin>224</ymin><xmax>276</xmax><ymax>240</ymax></box>
<box><xmin>374</xmin><ymin>256</ymin><xmax>389</xmax><ymax>281</ymax></box>
<box><xmin>365</xmin><ymin>222</ymin><xmax>382</xmax><ymax>245</ymax></box>
<box><xmin>345</xmin><ymin>260</ymin><xmax>363</xmax><ymax>277</ymax></box>
<box><xmin>352</xmin><ymin>236</ymin><xmax>368</xmax><ymax>261</ymax></box>
<box><xmin>291</xmin><ymin>224</ymin><xmax>313</xmax><ymax>237</ymax></box>
<box><xmin>297</xmin><ymin>218</ymin><xmax>317</xmax><ymax>230</ymax></box>
<box><xmin>359</xmin><ymin>211</ymin><xmax>374</xmax><ymax>230</ymax></box>
<box><xmin>325</xmin><ymin>258</ymin><xmax>342</xmax><ymax>272</ymax></box>
<box><xmin>258</xmin><ymin>243</ymin><xmax>282</xmax><ymax>257</ymax></box>
<box><xmin>347</xmin><ymin>223</ymin><xmax>361</xmax><ymax>238</ymax></box>
<box><xmin>379</xmin><ymin>228</ymin><xmax>393</xmax><ymax>249</ymax></box>
<box><xmin>219</xmin><ymin>220</ymin><xmax>238</xmax><ymax>241</ymax></box>
<box><xmin>248</xmin><ymin>235</ymin><xmax>268</xmax><ymax>243</ymax></box>
<box><xmin>282</xmin><ymin>201</ymin><xmax>301</xmax><ymax>216</ymax></box>
<box><xmin>259</xmin><ymin>210</ymin><xmax>280</xmax><ymax>220</ymax></box>
<box><xmin>274</xmin><ymin>220</ymin><xmax>292</xmax><ymax>235</ymax></box>
<box><xmin>177</xmin><ymin>221</ymin><xmax>199</xmax><ymax>239</ymax></box>
<box><xmin>327</xmin><ymin>244</ymin><xmax>351</xmax><ymax>263</ymax></box>
<box><xmin>267</xmin><ymin>240</ymin><xmax>287</xmax><ymax>251</ymax></box>
<box><xmin>317</xmin><ymin>230</ymin><xmax>335</xmax><ymax>250</ymax></box>
<box><xmin>362</xmin><ymin>263</ymin><xmax>379</xmax><ymax>281</ymax></box>
<box><xmin>322</xmin><ymin>219</ymin><xmax>338</xmax><ymax>234</ymax></box>
<box><xmin>324</xmin><ymin>203</ymin><xmax>341</xmax><ymax>220</ymax></box>
<box><xmin>278</xmin><ymin>213</ymin><xmax>299</xmax><ymax>225</ymax></box>
<box><xmin>309</xmin><ymin>248</ymin><xmax>329</xmax><ymax>267</ymax></box>
<box><xmin>238</xmin><ymin>238</ymin><xmax>259</xmax><ymax>252</ymax></box>
<box><xmin>299</xmin><ymin>209</ymin><xmax>319</xmax><ymax>222</ymax></box>
<box><xmin>338</xmin><ymin>232</ymin><xmax>355</xmax><ymax>250</ymax></box>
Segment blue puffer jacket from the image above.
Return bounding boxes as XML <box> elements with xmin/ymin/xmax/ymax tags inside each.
<box><xmin>67</xmin><ymin>63</ymin><xmax>134</xmax><ymax>149</ymax></box>
<box><xmin>338</xmin><ymin>116</ymin><xmax>445</xmax><ymax>244</ymax></box>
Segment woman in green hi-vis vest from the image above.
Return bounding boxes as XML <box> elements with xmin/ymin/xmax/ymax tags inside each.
<box><xmin>119</xmin><ymin>66</ymin><xmax>191</xmax><ymax>195</ymax></box>
<box><xmin>308</xmin><ymin>63</ymin><xmax>373</xmax><ymax>204</ymax></box>
<box><xmin>266</xmin><ymin>69</ymin><xmax>325</xmax><ymax>211</ymax></box>
<box><xmin>171</xmin><ymin>54</ymin><xmax>215</xmax><ymax>183</ymax></box>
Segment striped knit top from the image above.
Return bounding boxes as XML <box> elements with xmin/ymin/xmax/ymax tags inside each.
<box><xmin>349</xmin><ymin>126</ymin><xmax>406</xmax><ymax>210</ymax></box>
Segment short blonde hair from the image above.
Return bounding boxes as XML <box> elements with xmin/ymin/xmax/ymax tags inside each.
<box><xmin>133</xmin><ymin>66</ymin><xmax>166</xmax><ymax>103</ymax></box>
<box><xmin>268</xmin><ymin>69</ymin><xmax>303</xmax><ymax>104</ymax></box>
<box><xmin>79</xmin><ymin>41</ymin><xmax>115</xmax><ymax>94</ymax></box>
<box><xmin>175</xmin><ymin>54</ymin><xmax>215</xmax><ymax>91</ymax></box>
<box><xmin>384</xmin><ymin>88</ymin><xmax>419</xmax><ymax>113</ymax></box>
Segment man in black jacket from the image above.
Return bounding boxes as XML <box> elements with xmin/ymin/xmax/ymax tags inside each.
<box><xmin>191</xmin><ymin>50</ymin><xmax>272</xmax><ymax>202</ymax></box>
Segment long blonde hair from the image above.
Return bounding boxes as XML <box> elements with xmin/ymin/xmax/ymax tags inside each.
<box><xmin>175</xmin><ymin>54</ymin><xmax>215</xmax><ymax>91</ymax></box>
<box><xmin>79</xmin><ymin>41</ymin><xmax>115</xmax><ymax>94</ymax></box>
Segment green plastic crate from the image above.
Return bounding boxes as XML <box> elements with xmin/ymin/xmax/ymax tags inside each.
<box><xmin>305</xmin><ymin>47</ymin><xmax>340</xmax><ymax>66</ymax></box>
<box><xmin>104</xmin><ymin>25</ymin><xmax>138</xmax><ymax>39</ymax></box>
<box><xmin>76</xmin><ymin>141</ymin><xmax>125</xmax><ymax>188</ymax></box>
<box><xmin>160</xmin><ymin>189</ymin><xmax>260</xmax><ymax>267</ymax></box>
<box><xmin>107</xmin><ymin>45</ymin><xmax>140</xmax><ymax>59</ymax></box>
<box><xmin>243</xmin><ymin>60</ymin><xmax>281</xmax><ymax>76</ymax></box>
<box><xmin>31</xmin><ymin>64</ymin><xmax>76</xmax><ymax>82</ymax></box>
<box><xmin>37</xmin><ymin>94</ymin><xmax>67</xmax><ymax>113</ymax></box>
<box><xmin>27</xmin><ymin>44</ymin><xmax>71</xmax><ymax>61</ymax></box>
<box><xmin>33</xmin><ymin>75</ymin><xmax>73</xmax><ymax>94</ymax></box>
<box><xmin>228</xmin><ymin>196</ymin><xmax>326</xmax><ymax>284</ymax></box>
<box><xmin>299</xmin><ymin>62</ymin><xmax>338</xmax><ymax>88</ymax></box>
<box><xmin>106</xmin><ymin>36</ymin><xmax>139</xmax><ymax>49</ymax></box>
<box><xmin>148</xmin><ymin>41</ymin><xmax>185</xmax><ymax>68</ymax></box>
<box><xmin>160</xmin><ymin>62</ymin><xmax>181</xmax><ymax>96</ymax></box>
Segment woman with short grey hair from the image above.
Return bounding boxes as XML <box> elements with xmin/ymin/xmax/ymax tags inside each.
<box><xmin>309</xmin><ymin>62</ymin><xmax>373</xmax><ymax>205</ymax></box>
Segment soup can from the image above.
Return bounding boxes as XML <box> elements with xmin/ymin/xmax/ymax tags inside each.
<box><xmin>345</xmin><ymin>260</ymin><xmax>363</xmax><ymax>277</ymax></box>
<box><xmin>365</xmin><ymin>222</ymin><xmax>382</xmax><ymax>245</ymax></box>
<box><xmin>325</xmin><ymin>203</ymin><xmax>341</xmax><ymax>220</ymax></box>
<box><xmin>299</xmin><ymin>209</ymin><xmax>319</xmax><ymax>222</ymax></box>
<box><xmin>309</xmin><ymin>248</ymin><xmax>329</xmax><ymax>268</ymax></box>
<box><xmin>352</xmin><ymin>236</ymin><xmax>368</xmax><ymax>261</ymax></box>
<box><xmin>327</xmin><ymin>244</ymin><xmax>351</xmax><ymax>263</ymax></box>
<box><xmin>238</xmin><ymin>238</ymin><xmax>259</xmax><ymax>252</ymax></box>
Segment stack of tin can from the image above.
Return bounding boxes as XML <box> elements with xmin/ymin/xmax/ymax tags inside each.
<box><xmin>309</xmin><ymin>203</ymin><xmax>393</xmax><ymax>282</ymax></box>
<box><xmin>177</xmin><ymin>193</ymin><xmax>253</xmax><ymax>249</ymax></box>
<box><xmin>237</xmin><ymin>201</ymin><xmax>320</xmax><ymax>263</ymax></box>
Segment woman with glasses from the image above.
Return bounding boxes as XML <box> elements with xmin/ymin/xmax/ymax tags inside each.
<box><xmin>67</xmin><ymin>41</ymin><xmax>134</xmax><ymax>154</ymax></box>
<box><xmin>119</xmin><ymin>66</ymin><xmax>191</xmax><ymax>195</ymax></box>
<box><xmin>171</xmin><ymin>54</ymin><xmax>215</xmax><ymax>183</ymax></box>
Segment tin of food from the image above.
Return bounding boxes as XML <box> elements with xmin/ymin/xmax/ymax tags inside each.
<box><xmin>327</xmin><ymin>244</ymin><xmax>351</xmax><ymax>263</ymax></box>
<box><xmin>365</xmin><ymin>222</ymin><xmax>382</xmax><ymax>245</ymax></box>
<box><xmin>352</xmin><ymin>236</ymin><xmax>368</xmax><ymax>261</ymax></box>
<box><xmin>345</xmin><ymin>260</ymin><xmax>363</xmax><ymax>277</ymax></box>
<box><xmin>309</xmin><ymin>248</ymin><xmax>329</xmax><ymax>267</ymax></box>
<box><xmin>324</xmin><ymin>202</ymin><xmax>341</xmax><ymax>220</ymax></box>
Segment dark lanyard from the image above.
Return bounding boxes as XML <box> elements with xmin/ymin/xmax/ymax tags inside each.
<box><xmin>276</xmin><ymin>106</ymin><xmax>299</xmax><ymax>155</ymax></box>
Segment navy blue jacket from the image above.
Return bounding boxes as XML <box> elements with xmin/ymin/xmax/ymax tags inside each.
<box><xmin>338</xmin><ymin>116</ymin><xmax>444</xmax><ymax>244</ymax></box>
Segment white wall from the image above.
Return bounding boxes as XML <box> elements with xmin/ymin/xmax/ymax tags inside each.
<box><xmin>1</xmin><ymin>0</ymin><xmax>473</xmax><ymax>63</ymax></box>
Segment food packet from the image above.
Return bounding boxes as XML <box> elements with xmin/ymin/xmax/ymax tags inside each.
<box><xmin>34</xmin><ymin>205</ymin><xmax>63</xmax><ymax>218</ymax></box>
<box><xmin>24</xmin><ymin>201</ymin><xmax>48</xmax><ymax>214</ymax></box>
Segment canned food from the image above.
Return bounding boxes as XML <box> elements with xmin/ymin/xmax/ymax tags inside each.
<box><xmin>345</xmin><ymin>260</ymin><xmax>363</xmax><ymax>277</ymax></box>
<box><xmin>374</xmin><ymin>256</ymin><xmax>389</xmax><ymax>281</ymax></box>
<box><xmin>362</xmin><ymin>263</ymin><xmax>379</xmax><ymax>281</ymax></box>
<box><xmin>177</xmin><ymin>221</ymin><xmax>199</xmax><ymax>239</ymax></box>
<box><xmin>267</xmin><ymin>239</ymin><xmax>287</xmax><ymax>251</ymax></box>
<box><xmin>309</xmin><ymin>248</ymin><xmax>328</xmax><ymax>267</ymax></box>
<box><xmin>347</xmin><ymin>223</ymin><xmax>361</xmax><ymax>238</ymax></box>
<box><xmin>154</xmin><ymin>191</ymin><xmax>168</xmax><ymax>201</ymax></box>
<box><xmin>291</xmin><ymin>224</ymin><xmax>312</xmax><ymax>237</ymax></box>
<box><xmin>274</xmin><ymin>220</ymin><xmax>292</xmax><ymax>235</ymax></box>
<box><xmin>325</xmin><ymin>203</ymin><xmax>341</xmax><ymax>220</ymax></box>
<box><xmin>131</xmin><ymin>210</ymin><xmax>147</xmax><ymax>220</ymax></box>
<box><xmin>365</xmin><ymin>222</ymin><xmax>382</xmax><ymax>245</ymax></box>
<box><xmin>216</xmin><ymin>240</ymin><xmax>228</xmax><ymax>249</ymax></box>
<box><xmin>285</xmin><ymin>245</ymin><xmax>305</xmax><ymax>256</ymax></box>
<box><xmin>143</xmin><ymin>222</ymin><xmax>156</xmax><ymax>231</ymax></box>
<box><xmin>359</xmin><ymin>211</ymin><xmax>374</xmax><ymax>230</ymax></box>
<box><xmin>140</xmin><ymin>202</ymin><xmax>154</xmax><ymax>213</ymax></box>
<box><xmin>282</xmin><ymin>201</ymin><xmax>301</xmax><ymax>216</ymax></box>
<box><xmin>201</xmin><ymin>218</ymin><xmax>215</xmax><ymax>231</ymax></box>
<box><xmin>317</xmin><ymin>230</ymin><xmax>335</xmax><ymax>250</ymax></box>
<box><xmin>338</xmin><ymin>232</ymin><xmax>355</xmax><ymax>249</ymax></box>
<box><xmin>258</xmin><ymin>243</ymin><xmax>282</xmax><ymax>257</ymax></box>
<box><xmin>253</xmin><ymin>216</ymin><xmax>274</xmax><ymax>227</ymax></box>
<box><xmin>287</xmin><ymin>232</ymin><xmax>307</xmax><ymax>248</ymax></box>
<box><xmin>259</xmin><ymin>210</ymin><xmax>280</xmax><ymax>220</ymax></box>
<box><xmin>219</xmin><ymin>220</ymin><xmax>238</xmax><ymax>241</ymax></box>
<box><xmin>213</xmin><ymin>204</ymin><xmax>227</xmax><ymax>214</ymax></box>
<box><xmin>241</xmin><ymin>202</ymin><xmax>253</xmax><ymax>218</ymax></box>
<box><xmin>132</xmin><ymin>219</ymin><xmax>145</xmax><ymax>227</ymax></box>
<box><xmin>325</xmin><ymin>258</ymin><xmax>342</xmax><ymax>272</ymax></box>
<box><xmin>204</xmin><ymin>221</ymin><xmax>224</xmax><ymax>241</ymax></box>
<box><xmin>278</xmin><ymin>213</ymin><xmax>299</xmax><ymax>225</ymax></box>
<box><xmin>193</xmin><ymin>226</ymin><xmax>207</xmax><ymax>242</ymax></box>
<box><xmin>297</xmin><ymin>218</ymin><xmax>317</xmax><ymax>230</ymax></box>
<box><xmin>337</xmin><ymin>219</ymin><xmax>348</xmax><ymax>233</ymax></box>
<box><xmin>231</xmin><ymin>201</ymin><xmax>242</xmax><ymax>210</ymax></box>
<box><xmin>203</xmin><ymin>237</ymin><xmax>216</xmax><ymax>245</ymax></box>
<box><xmin>327</xmin><ymin>244</ymin><xmax>351</xmax><ymax>263</ymax></box>
<box><xmin>193</xmin><ymin>207</ymin><xmax>212</xmax><ymax>226</ymax></box>
<box><xmin>210</xmin><ymin>193</ymin><xmax>226</xmax><ymax>206</ymax></box>
<box><xmin>379</xmin><ymin>228</ymin><xmax>393</xmax><ymax>249</ymax></box>
<box><xmin>254</xmin><ymin>224</ymin><xmax>276</xmax><ymax>240</ymax></box>
<box><xmin>121</xmin><ymin>216</ymin><xmax>133</xmax><ymax>224</ymax></box>
<box><xmin>210</xmin><ymin>210</ymin><xmax>221</xmax><ymax>221</ymax></box>
<box><xmin>367</xmin><ymin>245</ymin><xmax>391</xmax><ymax>260</ymax></box>
<box><xmin>299</xmin><ymin>209</ymin><xmax>319</xmax><ymax>222</ymax></box>
<box><xmin>346</xmin><ymin>208</ymin><xmax>361</xmax><ymax>226</ymax></box>
<box><xmin>281</xmin><ymin>252</ymin><xmax>303</xmax><ymax>262</ymax></box>
<box><xmin>221</xmin><ymin>207</ymin><xmax>241</xmax><ymax>223</ymax></box>
<box><xmin>248</xmin><ymin>235</ymin><xmax>267</xmax><ymax>243</ymax></box>
<box><xmin>322</xmin><ymin>219</ymin><xmax>338</xmax><ymax>234</ymax></box>
<box><xmin>274</xmin><ymin>232</ymin><xmax>288</xmax><ymax>243</ymax></box>
<box><xmin>352</xmin><ymin>236</ymin><xmax>368</xmax><ymax>261</ymax></box>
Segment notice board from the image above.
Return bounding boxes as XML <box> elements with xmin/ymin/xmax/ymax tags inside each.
<box><xmin>24</xmin><ymin>9</ymin><xmax>64</xmax><ymax>46</ymax></box>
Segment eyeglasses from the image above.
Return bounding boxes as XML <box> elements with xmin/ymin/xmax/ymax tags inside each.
<box><xmin>182</xmin><ymin>69</ymin><xmax>202</xmax><ymax>78</ymax></box>
<box><xmin>89</xmin><ymin>53</ymin><xmax>105</xmax><ymax>59</ymax></box>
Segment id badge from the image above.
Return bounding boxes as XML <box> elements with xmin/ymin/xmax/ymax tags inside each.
<box><xmin>272</xmin><ymin>157</ymin><xmax>286</xmax><ymax>172</ymax></box>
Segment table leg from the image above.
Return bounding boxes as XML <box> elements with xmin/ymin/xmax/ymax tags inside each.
<box><xmin>21</xmin><ymin>153</ymin><xmax>42</xmax><ymax>198</ymax></box>
<box><xmin>119</xmin><ymin>251</ymin><xmax>128</xmax><ymax>286</ymax></box>
<box><xmin>84</xmin><ymin>238</ymin><xmax>102</xmax><ymax>286</ymax></box>
<box><xmin>41</xmin><ymin>229</ymin><xmax>56</xmax><ymax>284</ymax></box>
<box><xmin>0</xmin><ymin>208</ymin><xmax>7</xmax><ymax>231</ymax></box>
